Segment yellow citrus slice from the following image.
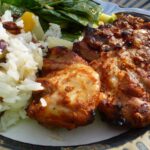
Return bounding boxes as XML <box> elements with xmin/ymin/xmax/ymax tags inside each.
<box><xmin>21</xmin><ymin>12</ymin><xmax>36</xmax><ymax>32</ymax></box>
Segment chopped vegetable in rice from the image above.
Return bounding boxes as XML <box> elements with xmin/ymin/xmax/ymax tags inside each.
<box><xmin>0</xmin><ymin>11</ymin><xmax>44</xmax><ymax>131</ymax></box>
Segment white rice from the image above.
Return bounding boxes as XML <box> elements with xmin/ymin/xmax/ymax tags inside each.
<box><xmin>0</xmin><ymin>11</ymin><xmax>44</xmax><ymax>131</ymax></box>
<box><xmin>1</xmin><ymin>10</ymin><xmax>13</xmax><ymax>22</ymax></box>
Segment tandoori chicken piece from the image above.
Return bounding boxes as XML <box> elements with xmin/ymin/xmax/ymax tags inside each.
<box><xmin>90</xmin><ymin>15</ymin><xmax>150</xmax><ymax>128</ymax></box>
<box><xmin>27</xmin><ymin>47</ymin><xmax>100</xmax><ymax>129</ymax></box>
<box><xmin>73</xmin><ymin>14</ymin><xmax>150</xmax><ymax>62</ymax></box>
<box><xmin>90</xmin><ymin>45</ymin><xmax>150</xmax><ymax>128</ymax></box>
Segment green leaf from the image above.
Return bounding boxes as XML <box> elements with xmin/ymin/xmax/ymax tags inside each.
<box><xmin>46</xmin><ymin>0</ymin><xmax>66</xmax><ymax>7</ymax></box>
<box><xmin>45</xmin><ymin>0</ymin><xmax>102</xmax><ymax>25</ymax></box>
<box><xmin>59</xmin><ymin>10</ymin><xmax>89</xmax><ymax>26</ymax></box>
<box><xmin>62</xmin><ymin>32</ymin><xmax>81</xmax><ymax>42</ymax></box>
<box><xmin>1</xmin><ymin>0</ymin><xmax>23</xmax><ymax>7</ymax></box>
<box><xmin>62</xmin><ymin>0</ymin><xmax>102</xmax><ymax>23</ymax></box>
<box><xmin>36</xmin><ymin>9</ymin><xmax>72</xmax><ymax>27</ymax></box>
<box><xmin>0</xmin><ymin>3</ymin><xmax>24</xmax><ymax>16</ymax></box>
<box><xmin>46</xmin><ymin>0</ymin><xmax>80</xmax><ymax>7</ymax></box>
<box><xmin>1</xmin><ymin>0</ymin><xmax>41</xmax><ymax>9</ymax></box>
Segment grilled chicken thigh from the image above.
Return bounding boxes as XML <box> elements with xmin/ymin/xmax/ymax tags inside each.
<box><xmin>74</xmin><ymin>14</ymin><xmax>150</xmax><ymax>128</ymax></box>
<box><xmin>90</xmin><ymin>47</ymin><xmax>150</xmax><ymax>128</ymax></box>
<box><xmin>27</xmin><ymin>47</ymin><xmax>100</xmax><ymax>129</ymax></box>
<box><xmin>73</xmin><ymin>14</ymin><xmax>150</xmax><ymax>62</ymax></box>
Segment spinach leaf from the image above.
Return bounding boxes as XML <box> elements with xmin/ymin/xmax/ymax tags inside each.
<box><xmin>58</xmin><ymin>10</ymin><xmax>89</xmax><ymax>26</ymax></box>
<box><xmin>0</xmin><ymin>3</ymin><xmax>24</xmax><ymax>16</ymax></box>
<box><xmin>45</xmin><ymin>0</ymin><xmax>102</xmax><ymax>30</ymax></box>
<box><xmin>1</xmin><ymin>0</ymin><xmax>41</xmax><ymax>9</ymax></box>
<box><xmin>56</xmin><ymin>0</ymin><xmax>102</xmax><ymax>23</ymax></box>
<box><xmin>62</xmin><ymin>31</ymin><xmax>81</xmax><ymax>42</ymax></box>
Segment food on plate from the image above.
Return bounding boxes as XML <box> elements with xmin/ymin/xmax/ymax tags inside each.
<box><xmin>47</xmin><ymin>37</ymin><xmax>73</xmax><ymax>49</ymax></box>
<box><xmin>74</xmin><ymin>14</ymin><xmax>150</xmax><ymax>128</ymax></box>
<box><xmin>99</xmin><ymin>13</ymin><xmax>117</xmax><ymax>24</ymax></box>
<box><xmin>21</xmin><ymin>11</ymin><xmax>44</xmax><ymax>40</ymax></box>
<box><xmin>0</xmin><ymin>0</ymin><xmax>102</xmax><ymax>131</ymax></box>
<box><xmin>27</xmin><ymin>47</ymin><xmax>100</xmax><ymax>129</ymax></box>
<box><xmin>0</xmin><ymin>10</ymin><xmax>44</xmax><ymax>131</ymax></box>
<box><xmin>73</xmin><ymin>14</ymin><xmax>149</xmax><ymax>61</ymax></box>
<box><xmin>40</xmin><ymin>47</ymin><xmax>87</xmax><ymax>76</ymax></box>
<box><xmin>0</xmin><ymin>0</ymin><xmax>150</xmax><ymax>132</ymax></box>
<box><xmin>1</xmin><ymin>0</ymin><xmax>102</xmax><ymax>41</ymax></box>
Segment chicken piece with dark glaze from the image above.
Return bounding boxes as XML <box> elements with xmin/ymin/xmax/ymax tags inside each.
<box><xmin>73</xmin><ymin>14</ymin><xmax>150</xmax><ymax>62</ymax></box>
<box><xmin>27</xmin><ymin>47</ymin><xmax>100</xmax><ymax>129</ymax></box>
<box><xmin>90</xmin><ymin>42</ymin><xmax>150</xmax><ymax>128</ymax></box>
<box><xmin>73</xmin><ymin>14</ymin><xmax>150</xmax><ymax>128</ymax></box>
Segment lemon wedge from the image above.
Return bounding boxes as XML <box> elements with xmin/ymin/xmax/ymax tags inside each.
<box><xmin>21</xmin><ymin>12</ymin><xmax>36</xmax><ymax>32</ymax></box>
<box><xmin>21</xmin><ymin>11</ymin><xmax>44</xmax><ymax>40</ymax></box>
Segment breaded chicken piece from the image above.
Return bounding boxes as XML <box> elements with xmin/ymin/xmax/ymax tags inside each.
<box><xmin>27</xmin><ymin>48</ymin><xmax>100</xmax><ymax>129</ymax></box>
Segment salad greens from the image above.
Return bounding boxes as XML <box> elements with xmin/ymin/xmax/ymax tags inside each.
<box><xmin>1</xmin><ymin>0</ymin><xmax>102</xmax><ymax>41</ymax></box>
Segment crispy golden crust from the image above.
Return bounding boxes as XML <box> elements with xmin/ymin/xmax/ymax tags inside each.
<box><xmin>27</xmin><ymin>48</ymin><xmax>100</xmax><ymax>129</ymax></box>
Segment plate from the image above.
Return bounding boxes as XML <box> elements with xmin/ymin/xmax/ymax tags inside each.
<box><xmin>0</xmin><ymin>0</ymin><xmax>150</xmax><ymax>150</ymax></box>
<box><xmin>0</xmin><ymin>115</ymin><xmax>126</xmax><ymax>146</ymax></box>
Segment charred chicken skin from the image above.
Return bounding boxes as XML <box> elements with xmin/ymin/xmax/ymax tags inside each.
<box><xmin>90</xmin><ymin>47</ymin><xmax>150</xmax><ymax>128</ymax></box>
<box><xmin>27</xmin><ymin>47</ymin><xmax>100</xmax><ymax>129</ymax></box>
<box><xmin>74</xmin><ymin>14</ymin><xmax>150</xmax><ymax>128</ymax></box>
<box><xmin>73</xmin><ymin>14</ymin><xmax>150</xmax><ymax>62</ymax></box>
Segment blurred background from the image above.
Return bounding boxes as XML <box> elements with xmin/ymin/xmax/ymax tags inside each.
<box><xmin>106</xmin><ymin>0</ymin><xmax>150</xmax><ymax>9</ymax></box>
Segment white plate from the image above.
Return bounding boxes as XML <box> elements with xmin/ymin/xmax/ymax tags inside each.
<box><xmin>1</xmin><ymin>113</ymin><xmax>126</xmax><ymax>146</ymax></box>
<box><xmin>3</xmin><ymin>0</ymin><xmax>148</xmax><ymax>146</ymax></box>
